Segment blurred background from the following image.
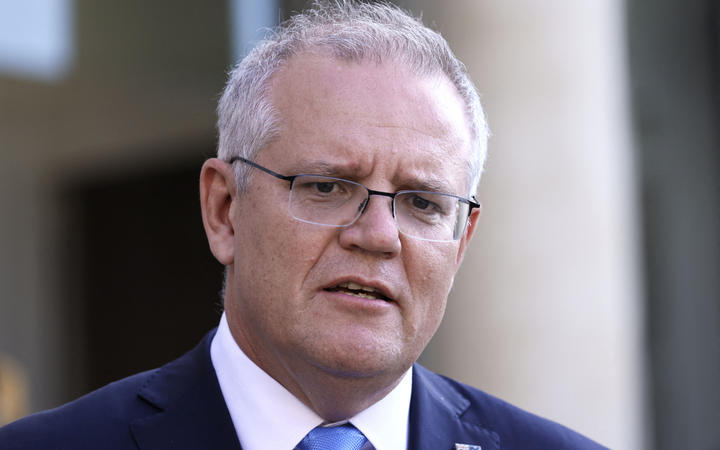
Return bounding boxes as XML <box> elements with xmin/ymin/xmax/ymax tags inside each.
<box><xmin>0</xmin><ymin>0</ymin><xmax>718</xmax><ymax>449</ymax></box>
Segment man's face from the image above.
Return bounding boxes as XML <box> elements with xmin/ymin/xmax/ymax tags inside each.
<box><xmin>224</xmin><ymin>53</ymin><xmax>477</xmax><ymax>387</ymax></box>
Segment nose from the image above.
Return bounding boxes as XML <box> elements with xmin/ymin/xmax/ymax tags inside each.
<box><xmin>337</xmin><ymin>195</ymin><xmax>401</xmax><ymax>256</ymax></box>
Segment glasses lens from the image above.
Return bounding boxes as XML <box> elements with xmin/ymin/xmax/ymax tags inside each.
<box><xmin>289</xmin><ymin>175</ymin><xmax>367</xmax><ymax>226</ymax></box>
<box><xmin>394</xmin><ymin>191</ymin><xmax>469</xmax><ymax>242</ymax></box>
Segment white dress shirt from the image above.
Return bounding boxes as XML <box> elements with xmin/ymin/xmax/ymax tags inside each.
<box><xmin>210</xmin><ymin>313</ymin><xmax>412</xmax><ymax>450</ymax></box>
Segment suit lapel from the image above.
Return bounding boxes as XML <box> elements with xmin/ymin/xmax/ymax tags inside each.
<box><xmin>129</xmin><ymin>330</ymin><xmax>242</xmax><ymax>450</ymax></box>
<box><xmin>407</xmin><ymin>364</ymin><xmax>500</xmax><ymax>450</ymax></box>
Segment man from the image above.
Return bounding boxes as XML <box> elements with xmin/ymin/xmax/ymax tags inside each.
<box><xmin>0</xmin><ymin>1</ymin><xmax>606</xmax><ymax>449</ymax></box>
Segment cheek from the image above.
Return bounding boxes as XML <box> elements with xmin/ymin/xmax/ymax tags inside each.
<box><xmin>408</xmin><ymin>242</ymin><xmax>458</xmax><ymax>292</ymax></box>
<box><xmin>404</xmin><ymin>243</ymin><xmax>459</xmax><ymax>327</ymax></box>
<box><xmin>234</xmin><ymin>207</ymin><xmax>333</xmax><ymax>301</ymax></box>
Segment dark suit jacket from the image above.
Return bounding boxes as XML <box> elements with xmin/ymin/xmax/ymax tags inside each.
<box><xmin>0</xmin><ymin>330</ymin><xmax>606</xmax><ymax>449</ymax></box>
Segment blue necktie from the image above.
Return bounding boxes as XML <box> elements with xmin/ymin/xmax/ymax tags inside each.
<box><xmin>295</xmin><ymin>423</ymin><xmax>368</xmax><ymax>450</ymax></box>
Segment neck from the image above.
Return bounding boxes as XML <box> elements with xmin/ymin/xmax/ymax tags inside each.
<box><xmin>277</xmin><ymin>360</ymin><xmax>406</xmax><ymax>421</ymax></box>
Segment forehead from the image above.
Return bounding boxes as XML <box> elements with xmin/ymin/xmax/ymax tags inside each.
<box><xmin>265</xmin><ymin>52</ymin><xmax>473</xmax><ymax>192</ymax></box>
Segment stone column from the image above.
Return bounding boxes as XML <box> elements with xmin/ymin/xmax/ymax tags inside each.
<box><xmin>413</xmin><ymin>2</ymin><xmax>646</xmax><ymax>449</ymax></box>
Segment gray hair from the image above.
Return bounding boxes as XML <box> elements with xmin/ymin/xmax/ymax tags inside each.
<box><xmin>216</xmin><ymin>0</ymin><xmax>488</xmax><ymax>195</ymax></box>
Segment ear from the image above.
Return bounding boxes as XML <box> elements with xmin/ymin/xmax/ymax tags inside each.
<box><xmin>455</xmin><ymin>205</ymin><xmax>481</xmax><ymax>267</ymax></box>
<box><xmin>200</xmin><ymin>158</ymin><xmax>237</xmax><ymax>265</ymax></box>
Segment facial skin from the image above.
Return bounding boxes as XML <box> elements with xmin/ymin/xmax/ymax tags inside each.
<box><xmin>200</xmin><ymin>51</ymin><xmax>480</xmax><ymax>420</ymax></box>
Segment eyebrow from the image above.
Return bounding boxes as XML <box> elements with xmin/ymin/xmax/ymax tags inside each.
<box><xmin>290</xmin><ymin>160</ymin><xmax>370</xmax><ymax>181</ymax></box>
<box><xmin>408</xmin><ymin>178</ymin><xmax>453</xmax><ymax>193</ymax></box>
<box><xmin>292</xmin><ymin>161</ymin><xmax>346</xmax><ymax>176</ymax></box>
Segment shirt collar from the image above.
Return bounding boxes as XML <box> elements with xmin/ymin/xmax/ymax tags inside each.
<box><xmin>210</xmin><ymin>312</ymin><xmax>412</xmax><ymax>450</ymax></box>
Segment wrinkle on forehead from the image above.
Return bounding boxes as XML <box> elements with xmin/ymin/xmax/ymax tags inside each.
<box><xmin>273</xmin><ymin>54</ymin><xmax>469</xmax><ymax>128</ymax></box>
<box><xmin>370</xmin><ymin>123</ymin><xmax>452</xmax><ymax>142</ymax></box>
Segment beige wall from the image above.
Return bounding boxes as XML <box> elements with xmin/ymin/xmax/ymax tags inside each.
<box><xmin>414</xmin><ymin>1</ymin><xmax>646</xmax><ymax>449</ymax></box>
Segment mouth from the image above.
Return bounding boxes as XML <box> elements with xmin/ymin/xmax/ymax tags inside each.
<box><xmin>324</xmin><ymin>281</ymin><xmax>393</xmax><ymax>302</ymax></box>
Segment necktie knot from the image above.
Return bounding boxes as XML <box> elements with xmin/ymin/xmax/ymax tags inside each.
<box><xmin>295</xmin><ymin>423</ymin><xmax>368</xmax><ymax>450</ymax></box>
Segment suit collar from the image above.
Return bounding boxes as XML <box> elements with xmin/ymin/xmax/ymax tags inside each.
<box><xmin>407</xmin><ymin>364</ymin><xmax>500</xmax><ymax>450</ymax></box>
<box><xmin>129</xmin><ymin>329</ymin><xmax>242</xmax><ymax>450</ymax></box>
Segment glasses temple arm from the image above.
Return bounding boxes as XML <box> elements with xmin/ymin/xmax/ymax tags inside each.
<box><xmin>228</xmin><ymin>157</ymin><xmax>295</xmax><ymax>182</ymax></box>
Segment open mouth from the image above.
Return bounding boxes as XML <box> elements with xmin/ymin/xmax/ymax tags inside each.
<box><xmin>324</xmin><ymin>281</ymin><xmax>392</xmax><ymax>302</ymax></box>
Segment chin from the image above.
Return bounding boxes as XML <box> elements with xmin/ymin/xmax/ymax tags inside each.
<box><xmin>313</xmin><ymin>342</ymin><xmax>412</xmax><ymax>380</ymax></box>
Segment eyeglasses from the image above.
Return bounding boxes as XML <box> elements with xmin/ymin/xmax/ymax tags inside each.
<box><xmin>229</xmin><ymin>156</ymin><xmax>480</xmax><ymax>242</ymax></box>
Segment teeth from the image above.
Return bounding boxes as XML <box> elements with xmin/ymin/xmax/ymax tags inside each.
<box><xmin>349</xmin><ymin>291</ymin><xmax>379</xmax><ymax>300</ymax></box>
<box><xmin>331</xmin><ymin>281</ymin><xmax>388</xmax><ymax>300</ymax></box>
<box><xmin>339</xmin><ymin>281</ymin><xmax>378</xmax><ymax>293</ymax></box>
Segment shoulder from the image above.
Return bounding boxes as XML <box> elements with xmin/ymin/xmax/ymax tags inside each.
<box><xmin>412</xmin><ymin>364</ymin><xmax>608</xmax><ymax>450</ymax></box>
<box><xmin>0</xmin><ymin>369</ymin><xmax>158</xmax><ymax>450</ymax></box>
<box><xmin>0</xmin><ymin>330</ymin><xmax>220</xmax><ymax>450</ymax></box>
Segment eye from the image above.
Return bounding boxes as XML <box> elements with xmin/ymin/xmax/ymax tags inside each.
<box><xmin>314</xmin><ymin>181</ymin><xmax>338</xmax><ymax>193</ymax></box>
<box><xmin>411</xmin><ymin>195</ymin><xmax>431</xmax><ymax>210</ymax></box>
<box><xmin>292</xmin><ymin>177</ymin><xmax>355</xmax><ymax>201</ymax></box>
<box><xmin>406</xmin><ymin>193</ymin><xmax>443</xmax><ymax>215</ymax></box>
